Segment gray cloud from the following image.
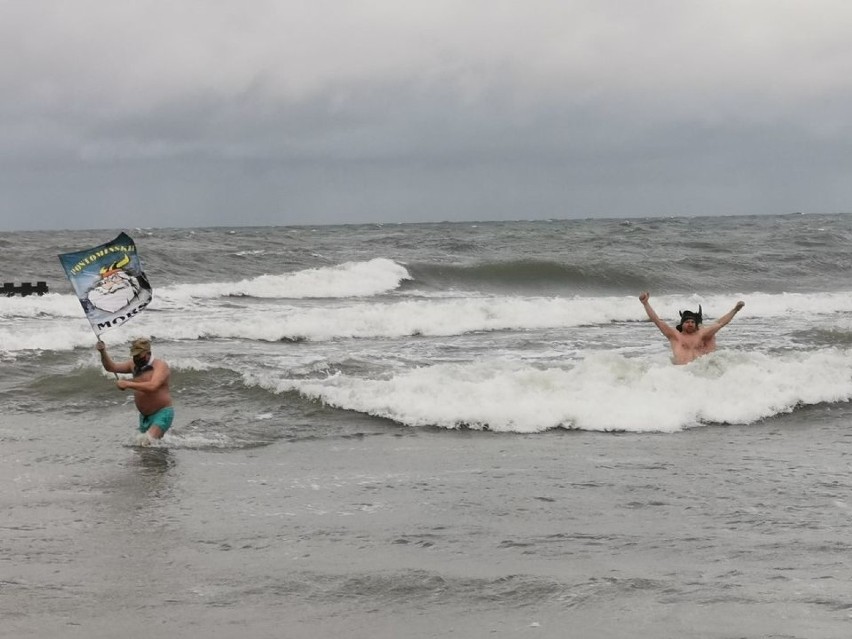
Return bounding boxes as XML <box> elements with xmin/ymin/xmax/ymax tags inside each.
<box><xmin>2</xmin><ymin>0</ymin><xmax>851</xmax><ymax>229</ymax></box>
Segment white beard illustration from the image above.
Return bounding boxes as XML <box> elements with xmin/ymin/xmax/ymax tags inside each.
<box><xmin>87</xmin><ymin>271</ymin><xmax>140</xmax><ymax>313</ymax></box>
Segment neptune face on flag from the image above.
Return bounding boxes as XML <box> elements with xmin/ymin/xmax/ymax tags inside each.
<box><xmin>87</xmin><ymin>255</ymin><xmax>148</xmax><ymax>313</ymax></box>
<box><xmin>58</xmin><ymin>233</ymin><xmax>153</xmax><ymax>335</ymax></box>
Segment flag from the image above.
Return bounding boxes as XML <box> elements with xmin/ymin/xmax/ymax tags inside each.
<box><xmin>58</xmin><ymin>232</ymin><xmax>152</xmax><ymax>336</ymax></box>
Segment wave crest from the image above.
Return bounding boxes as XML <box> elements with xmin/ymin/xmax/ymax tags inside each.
<box><xmin>160</xmin><ymin>258</ymin><xmax>411</xmax><ymax>301</ymax></box>
<box><xmin>275</xmin><ymin>350</ymin><xmax>852</xmax><ymax>433</ymax></box>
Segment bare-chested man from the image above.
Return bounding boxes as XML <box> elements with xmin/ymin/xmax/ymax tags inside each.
<box><xmin>96</xmin><ymin>337</ymin><xmax>174</xmax><ymax>439</ymax></box>
<box><xmin>639</xmin><ymin>292</ymin><xmax>745</xmax><ymax>365</ymax></box>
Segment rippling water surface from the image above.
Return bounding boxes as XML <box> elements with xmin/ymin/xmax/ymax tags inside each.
<box><xmin>3</xmin><ymin>214</ymin><xmax>852</xmax><ymax>638</ymax></box>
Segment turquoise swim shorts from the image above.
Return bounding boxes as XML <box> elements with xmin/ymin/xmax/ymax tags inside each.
<box><xmin>138</xmin><ymin>406</ymin><xmax>175</xmax><ymax>434</ymax></box>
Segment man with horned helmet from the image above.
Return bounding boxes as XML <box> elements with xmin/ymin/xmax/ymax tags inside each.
<box><xmin>638</xmin><ymin>292</ymin><xmax>745</xmax><ymax>365</ymax></box>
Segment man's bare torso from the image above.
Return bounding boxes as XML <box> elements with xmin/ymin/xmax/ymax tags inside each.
<box><xmin>133</xmin><ymin>359</ymin><xmax>172</xmax><ymax>415</ymax></box>
<box><xmin>668</xmin><ymin>329</ymin><xmax>717</xmax><ymax>365</ymax></box>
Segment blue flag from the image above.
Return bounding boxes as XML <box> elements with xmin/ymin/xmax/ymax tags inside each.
<box><xmin>58</xmin><ymin>232</ymin><xmax>152</xmax><ymax>336</ymax></box>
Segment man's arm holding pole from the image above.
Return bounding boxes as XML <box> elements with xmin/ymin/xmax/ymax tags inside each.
<box><xmin>96</xmin><ymin>340</ymin><xmax>132</xmax><ymax>375</ymax></box>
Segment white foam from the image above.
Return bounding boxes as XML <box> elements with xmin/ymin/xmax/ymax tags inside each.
<box><xmin>0</xmin><ymin>293</ymin><xmax>84</xmax><ymax>319</ymax></box>
<box><xmin>158</xmin><ymin>430</ymin><xmax>233</xmax><ymax>449</ymax></box>
<box><xmin>133</xmin><ymin>432</ymin><xmax>155</xmax><ymax>447</ymax></box>
<box><xmin>113</xmin><ymin>290</ymin><xmax>852</xmax><ymax>343</ymax></box>
<box><xmin>165</xmin><ymin>296</ymin><xmax>604</xmax><ymax>341</ymax></box>
<box><xmin>645</xmin><ymin>291</ymin><xmax>852</xmax><ymax>324</ymax></box>
<box><xmin>3</xmin><ymin>288</ymin><xmax>852</xmax><ymax>354</ymax></box>
<box><xmin>0</xmin><ymin>323</ymin><xmax>100</xmax><ymax>353</ymax></box>
<box><xmin>268</xmin><ymin>349</ymin><xmax>852</xmax><ymax>433</ymax></box>
<box><xmin>158</xmin><ymin>258</ymin><xmax>411</xmax><ymax>301</ymax></box>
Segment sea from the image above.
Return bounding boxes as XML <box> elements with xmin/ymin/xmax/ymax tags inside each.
<box><xmin>3</xmin><ymin>213</ymin><xmax>852</xmax><ymax>638</ymax></box>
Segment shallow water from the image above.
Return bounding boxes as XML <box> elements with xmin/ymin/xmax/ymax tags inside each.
<box><xmin>5</xmin><ymin>402</ymin><xmax>852</xmax><ymax>638</ymax></box>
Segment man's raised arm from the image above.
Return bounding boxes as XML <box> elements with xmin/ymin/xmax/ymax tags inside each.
<box><xmin>639</xmin><ymin>291</ymin><xmax>678</xmax><ymax>338</ymax></box>
<box><xmin>701</xmin><ymin>301</ymin><xmax>745</xmax><ymax>340</ymax></box>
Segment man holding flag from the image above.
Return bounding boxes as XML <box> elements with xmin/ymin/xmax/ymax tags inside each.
<box><xmin>96</xmin><ymin>338</ymin><xmax>174</xmax><ymax>441</ymax></box>
<box><xmin>59</xmin><ymin>232</ymin><xmax>174</xmax><ymax>442</ymax></box>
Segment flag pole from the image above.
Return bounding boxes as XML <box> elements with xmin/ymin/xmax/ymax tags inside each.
<box><xmin>95</xmin><ymin>330</ymin><xmax>120</xmax><ymax>381</ymax></box>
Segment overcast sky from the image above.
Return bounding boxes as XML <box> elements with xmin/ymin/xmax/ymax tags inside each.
<box><xmin>2</xmin><ymin>0</ymin><xmax>851</xmax><ymax>230</ymax></box>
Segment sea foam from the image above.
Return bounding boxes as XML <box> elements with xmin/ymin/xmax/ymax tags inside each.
<box><xmin>4</xmin><ymin>286</ymin><xmax>852</xmax><ymax>353</ymax></box>
<box><xmin>274</xmin><ymin>349</ymin><xmax>852</xmax><ymax>433</ymax></box>
<box><xmin>158</xmin><ymin>258</ymin><xmax>411</xmax><ymax>301</ymax></box>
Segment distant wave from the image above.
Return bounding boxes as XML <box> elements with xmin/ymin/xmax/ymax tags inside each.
<box><xmin>406</xmin><ymin>260</ymin><xmax>647</xmax><ymax>293</ymax></box>
<box><xmin>0</xmin><ymin>293</ymin><xmax>82</xmax><ymax>319</ymax></box>
<box><xmin>403</xmin><ymin>256</ymin><xmax>849</xmax><ymax>296</ymax></box>
<box><xmin>0</xmin><ymin>258</ymin><xmax>411</xmax><ymax>324</ymax></box>
<box><xmin>792</xmin><ymin>327</ymin><xmax>852</xmax><ymax>347</ymax></box>
<box><xmin>125</xmin><ymin>290</ymin><xmax>852</xmax><ymax>343</ymax></box>
<box><xmin>90</xmin><ymin>296</ymin><xmax>624</xmax><ymax>343</ymax></box>
<box><xmin>158</xmin><ymin>258</ymin><xmax>411</xmax><ymax>301</ymax></box>
<box><xmin>274</xmin><ymin>349</ymin><xmax>852</xmax><ymax>433</ymax></box>
<box><xmin>6</xmin><ymin>290</ymin><xmax>852</xmax><ymax>352</ymax></box>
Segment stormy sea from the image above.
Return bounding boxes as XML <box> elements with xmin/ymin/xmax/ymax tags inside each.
<box><xmin>3</xmin><ymin>213</ymin><xmax>852</xmax><ymax>638</ymax></box>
